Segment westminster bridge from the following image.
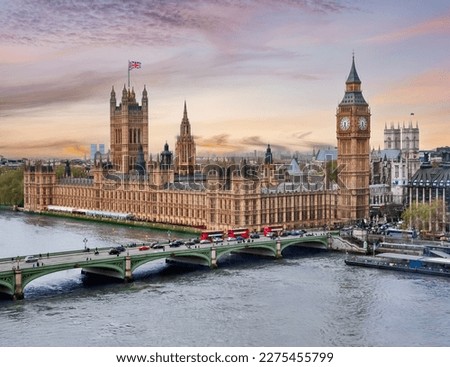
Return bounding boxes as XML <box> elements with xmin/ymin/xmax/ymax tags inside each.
<box><xmin>0</xmin><ymin>234</ymin><xmax>330</xmax><ymax>300</ymax></box>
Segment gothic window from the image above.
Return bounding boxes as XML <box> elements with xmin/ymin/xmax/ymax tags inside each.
<box><xmin>404</xmin><ymin>137</ymin><xmax>410</xmax><ymax>150</ymax></box>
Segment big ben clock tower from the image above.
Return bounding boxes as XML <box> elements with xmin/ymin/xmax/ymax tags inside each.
<box><xmin>336</xmin><ymin>56</ymin><xmax>371</xmax><ymax>223</ymax></box>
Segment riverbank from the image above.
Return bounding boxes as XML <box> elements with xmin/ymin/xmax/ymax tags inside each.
<box><xmin>330</xmin><ymin>235</ymin><xmax>366</xmax><ymax>254</ymax></box>
<box><xmin>2</xmin><ymin>206</ymin><xmax>201</xmax><ymax>236</ymax></box>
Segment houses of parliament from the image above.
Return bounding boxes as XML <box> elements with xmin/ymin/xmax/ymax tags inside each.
<box><xmin>24</xmin><ymin>58</ymin><xmax>371</xmax><ymax>231</ymax></box>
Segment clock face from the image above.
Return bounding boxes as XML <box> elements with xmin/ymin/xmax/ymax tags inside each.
<box><xmin>340</xmin><ymin>117</ymin><xmax>350</xmax><ymax>131</ymax></box>
<box><xmin>358</xmin><ymin>117</ymin><xmax>367</xmax><ymax>130</ymax></box>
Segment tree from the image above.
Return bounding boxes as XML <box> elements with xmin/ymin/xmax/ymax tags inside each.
<box><xmin>402</xmin><ymin>200</ymin><xmax>445</xmax><ymax>232</ymax></box>
<box><xmin>0</xmin><ymin>167</ymin><xmax>24</xmax><ymax>206</ymax></box>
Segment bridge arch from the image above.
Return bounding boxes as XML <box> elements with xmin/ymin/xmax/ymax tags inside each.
<box><xmin>280</xmin><ymin>237</ymin><xmax>328</xmax><ymax>253</ymax></box>
<box><xmin>215</xmin><ymin>243</ymin><xmax>278</xmax><ymax>261</ymax></box>
<box><xmin>130</xmin><ymin>250</ymin><xmax>212</xmax><ymax>271</ymax></box>
<box><xmin>20</xmin><ymin>262</ymin><xmax>126</xmax><ymax>291</ymax></box>
<box><xmin>0</xmin><ymin>278</ymin><xmax>14</xmax><ymax>298</ymax></box>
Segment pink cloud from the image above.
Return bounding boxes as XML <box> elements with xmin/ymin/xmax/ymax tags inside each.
<box><xmin>368</xmin><ymin>12</ymin><xmax>450</xmax><ymax>43</ymax></box>
<box><xmin>373</xmin><ymin>68</ymin><xmax>450</xmax><ymax>106</ymax></box>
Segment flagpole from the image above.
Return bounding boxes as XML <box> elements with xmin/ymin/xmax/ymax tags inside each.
<box><xmin>127</xmin><ymin>60</ymin><xmax>130</xmax><ymax>89</ymax></box>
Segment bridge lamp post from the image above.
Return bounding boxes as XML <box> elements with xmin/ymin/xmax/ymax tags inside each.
<box><xmin>83</xmin><ymin>237</ymin><xmax>88</xmax><ymax>250</ymax></box>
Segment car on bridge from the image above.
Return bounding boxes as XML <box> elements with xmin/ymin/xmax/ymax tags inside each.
<box><xmin>139</xmin><ymin>245</ymin><xmax>150</xmax><ymax>251</ymax></box>
<box><xmin>24</xmin><ymin>255</ymin><xmax>38</xmax><ymax>263</ymax></box>
<box><xmin>151</xmin><ymin>242</ymin><xmax>165</xmax><ymax>249</ymax></box>
<box><xmin>108</xmin><ymin>248</ymin><xmax>121</xmax><ymax>255</ymax></box>
<box><xmin>170</xmin><ymin>240</ymin><xmax>184</xmax><ymax>247</ymax></box>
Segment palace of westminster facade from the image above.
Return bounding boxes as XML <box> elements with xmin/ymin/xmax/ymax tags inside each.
<box><xmin>24</xmin><ymin>58</ymin><xmax>372</xmax><ymax>231</ymax></box>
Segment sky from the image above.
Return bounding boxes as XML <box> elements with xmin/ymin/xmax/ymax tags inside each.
<box><xmin>1</xmin><ymin>0</ymin><xmax>449</xmax><ymax>159</ymax></box>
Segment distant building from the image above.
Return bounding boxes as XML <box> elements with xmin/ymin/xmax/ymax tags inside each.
<box><xmin>369</xmin><ymin>122</ymin><xmax>420</xmax><ymax>219</ymax></box>
<box><xmin>90</xmin><ymin>144</ymin><xmax>97</xmax><ymax>160</ymax></box>
<box><xmin>407</xmin><ymin>151</ymin><xmax>450</xmax><ymax>232</ymax></box>
<box><xmin>315</xmin><ymin>148</ymin><xmax>337</xmax><ymax>163</ymax></box>
<box><xmin>90</xmin><ymin>143</ymin><xmax>106</xmax><ymax>161</ymax></box>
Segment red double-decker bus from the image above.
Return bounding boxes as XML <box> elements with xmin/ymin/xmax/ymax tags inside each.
<box><xmin>200</xmin><ymin>230</ymin><xmax>224</xmax><ymax>241</ymax></box>
<box><xmin>227</xmin><ymin>228</ymin><xmax>250</xmax><ymax>239</ymax></box>
<box><xmin>263</xmin><ymin>226</ymin><xmax>284</xmax><ymax>237</ymax></box>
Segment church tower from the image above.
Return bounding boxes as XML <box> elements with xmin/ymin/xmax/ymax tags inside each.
<box><xmin>175</xmin><ymin>101</ymin><xmax>196</xmax><ymax>176</ymax></box>
<box><xmin>336</xmin><ymin>56</ymin><xmax>371</xmax><ymax>223</ymax></box>
<box><xmin>110</xmin><ymin>85</ymin><xmax>148</xmax><ymax>174</ymax></box>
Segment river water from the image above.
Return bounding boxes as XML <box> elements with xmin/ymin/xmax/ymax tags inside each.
<box><xmin>0</xmin><ymin>210</ymin><xmax>449</xmax><ymax>347</ymax></box>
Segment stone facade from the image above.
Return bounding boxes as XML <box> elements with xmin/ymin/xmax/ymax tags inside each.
<box><xmin>407</xmin><ymin>151</ymin><xmax>450</xmax><ymax>232</ymax></box>
<box><xmin>369</xmin><ymin>122</ymin><xmax>420</xmax><ymax>214</ymax></box>
<box><xmin>24</xmin><ymin>58</ymin><xmax>370</xmax><ymax>230</ymax></box>
<box><xmin>336</xmin><ymin>56</ymin><xmax>371</xmax><ymax>222</ymax></box>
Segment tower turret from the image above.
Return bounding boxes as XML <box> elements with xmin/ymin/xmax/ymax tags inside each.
<box><xmin>336</xmin><ymin>55</ymin><xmax>371</xmax><ymax>222</ymax></box>
<box><xmin>110</xmin><ymin>85</ymin><xmax>149</xmax><ymax>174</ymax></box>
<box><xmin>175</xmin><ymin>101</ymin><xmax>196</xmax><ymax>176</ymax></box>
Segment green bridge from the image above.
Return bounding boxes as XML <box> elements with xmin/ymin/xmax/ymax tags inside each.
<box><xmin>0</xmin><ymin>235</ymin><xmax>330</xmax><ymax>300</ymax></box>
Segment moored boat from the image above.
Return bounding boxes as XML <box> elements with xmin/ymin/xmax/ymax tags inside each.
<box><xmin>345</xmin><ymin>251</ymin><xmax>450</xmax><ymax>278</ymax></box>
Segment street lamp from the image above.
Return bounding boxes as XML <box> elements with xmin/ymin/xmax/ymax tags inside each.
<box><xmin>83</xmin><ymin>238</ymin><xmax>88</xmax><ymax>250</ymax></box>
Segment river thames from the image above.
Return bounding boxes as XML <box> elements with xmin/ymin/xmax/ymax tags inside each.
<box><xmin>0</xmin><ymin>210</ymin><xmax>449</xmax><ymax>347</ymax></box>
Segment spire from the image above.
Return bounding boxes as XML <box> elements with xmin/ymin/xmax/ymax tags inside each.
<box><xmin>265</xmin><ymin>144</ymin><xmax>273</xmax><ymax>165</ymax></box>
<box><xmin>180</xmin><ymin>100</ymin><xmax>191</xmax><ymax>136</ymax></box>
<box><xmin>183</xmin><ymin>100</ymin><xmax>188</xmax><ymax>121</ymax></box>
<box><xmin>339</xmin><ymin>54</ymin><xmax>366</xmax><ymax>106</ymax></box>
<box><xmin>346</xmin><ymin>54</ymin><xmax>361</xmax><ymax>84</ymax></box>
<box><xmin>110</xmin><ymin>86</ymin><xmax>116</xmax><ymax>106</ymax></box>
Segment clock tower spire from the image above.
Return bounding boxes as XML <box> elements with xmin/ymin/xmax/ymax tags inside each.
<box><xmin>336</xmin><ymin>56</ymin><xmax>371</xmax><ymax>223</ymax></box>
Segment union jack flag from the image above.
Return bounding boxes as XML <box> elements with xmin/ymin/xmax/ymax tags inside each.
<box><xmin>128</xmin><ymin>60</ymin><xmax>141</xmax><ymax>70</ymax></box>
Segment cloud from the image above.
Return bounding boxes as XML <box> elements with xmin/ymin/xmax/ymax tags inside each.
<box><xmin>367</xmin><ymin>11</ymin><xmax>450</xmax><ymax>44</ymax></box>
<box><xmin>293</xmin><ymin>131</ymin><xmax>312</xmax><ymax>139</ymax></box>
<box><xmin>0</xmin><ymin>1</ymin><xmax>346</xmax><ymax>116</ymax></box>
<box><xmin>63</xmin><ymin>145</ymin><xmax>90</xmax><ymax>157</ymax></box>
<box><xmin>195</xmin><ymin>134</ymin><xmax>243</xmax><ymax>153</ymax></box>
<box><xmin>194</xmin><ymin>132</ymin><xmax>327</xmax><ymax>155</ymax></box>
<box><xmin>0</xmin><ymin>1</ymin><xmax>351</xmax><ymax>47</ymax></box>
<box><xmin>0</xmin><ymin>139</ymin><xmax>90</xmax><ymax>159</ymax></box>
<box><xmin>373</xmin><ymin>68</ymin><xmax>450</xmax><ymax>106</ymax></box>
<box><xmin>0</xmin><ymin>70</ymin><xmax>117</xmax><ymax>114</ymax></box>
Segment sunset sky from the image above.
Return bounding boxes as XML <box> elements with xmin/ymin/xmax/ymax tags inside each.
<box><xmin>1</xmin><ymin>0</ymin><xmax>449</xmax><ymax>159</ymax></box>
